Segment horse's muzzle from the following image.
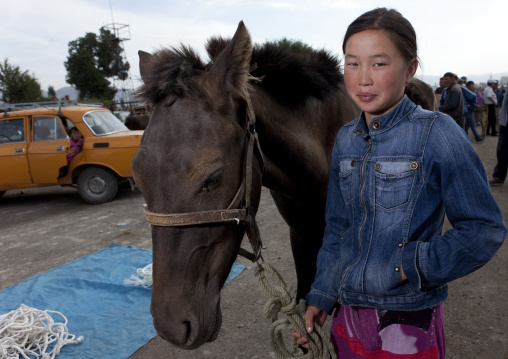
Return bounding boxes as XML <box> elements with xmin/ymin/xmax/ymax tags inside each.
<box><xmin>151</xmin><ymin>300</ymin><xmax>222</xmax><ymax>350</ymax></box>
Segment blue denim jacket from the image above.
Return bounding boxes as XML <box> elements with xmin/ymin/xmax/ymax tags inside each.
<box><xmin>306</xmin><ymin>96</ymin><xmax>506</xmax><ymax>313</ymax></box>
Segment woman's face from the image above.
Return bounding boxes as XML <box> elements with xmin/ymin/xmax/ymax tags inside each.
<box><xmin>344</xmin><ymin>29</ymin><xmax>417</xmax><ymax>124</ymax></box>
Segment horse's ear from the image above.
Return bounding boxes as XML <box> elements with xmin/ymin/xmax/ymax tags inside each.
<box><xmin>209</xmin><ymin>21</ymin><xmax>252</xmax><ymax>98</ymax></box>
<box><xmin>139</xmin><ymin>50</ymin><xmax>155</xmax><ymax>84</ymax></box>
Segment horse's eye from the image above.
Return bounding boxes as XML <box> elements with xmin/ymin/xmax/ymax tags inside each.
<box><xmin>201</xmin><ymin>170</ymin><xmax>223</xmax><ymax>192</ymax></box>
<box><xmin>166</xmin><ymin>98</ymin><xmax>177</xmax><ymax>107</ymax></box>
<box><xmin>164</xmin><ymin>94</ymin><xmax>178</xmax><ymax>107</ymax></box>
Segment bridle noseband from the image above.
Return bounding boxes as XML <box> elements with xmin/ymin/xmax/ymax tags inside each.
<box><xmin>143</xmin><ymin>88</ymin><xmax>264</xmax><ymax>262</ymax></box>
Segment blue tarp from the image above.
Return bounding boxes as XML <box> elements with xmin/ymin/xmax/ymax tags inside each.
<box><xmin>0</xmin><ymin>243</ymin><xmax>246</xmax><ymax>358</ymax></box>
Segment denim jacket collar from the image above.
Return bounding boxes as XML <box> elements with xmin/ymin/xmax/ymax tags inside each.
<box><xmin>353</xmin><ymin>95</ymin><xmax>416</xmax><ymax>136</ymax></box>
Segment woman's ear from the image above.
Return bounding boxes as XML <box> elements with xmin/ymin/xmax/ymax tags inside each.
<box><xmin>405</xmin><ymin>59</ymin><xmax>419</xmax><ymax>84</ymax></box>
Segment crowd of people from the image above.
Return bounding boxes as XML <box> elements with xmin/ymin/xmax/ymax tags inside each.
<box><xmin>435</xmin><ymin>73</ymin><xmax>507</xmax><ymax>186</ymax></box>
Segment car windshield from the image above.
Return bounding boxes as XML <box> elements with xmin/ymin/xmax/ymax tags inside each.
<box><xmin>83</xmin><ymin>110</ymin><xmax>129</xmax><ymax>135</ymax></box>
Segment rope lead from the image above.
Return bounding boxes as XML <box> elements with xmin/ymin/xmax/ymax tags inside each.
<box><xmin>254</xmin><ymin>263</ymin><xmax>336</xmax><ymax>359</ymax></box>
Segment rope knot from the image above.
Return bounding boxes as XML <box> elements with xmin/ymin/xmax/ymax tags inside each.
<box><xmin>254</xmin><ymin>263</ymin><xmax>336</xmax><ymax>359</ymax></box>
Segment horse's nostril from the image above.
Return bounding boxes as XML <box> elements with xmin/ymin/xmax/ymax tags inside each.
<box><xmin>183</xmin><ymin>320</ymin><xmax>192</xmax><ymax>342</ymax></box>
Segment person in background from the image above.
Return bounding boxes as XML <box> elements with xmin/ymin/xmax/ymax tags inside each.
<box><xmin>434</xmin><ymin>77</ymin><xmax>445</xmax><ymax>95</ymax></box>
<box><xmin>496</xmin><ymin>82</ymin><xmax>505</xmax><ymax>127</ymax></box>
<box><xmin>292</xmin><ymin>7</ymin><xmax>506</xmax><ymax>358</ymax></box>
<box><xmin>475</xmin><ymin>85</ymin><xmax>488</xmax><ymax>138</ymax></box>
<box><xmin>496</xmin><ymin>82</ymin><xmax>504</xmax><ymax>109</ymax></box>
<box><xmin>464</xmin><ymin>80</ymin><xmax>482</xmax><ymax>141</ymax></box>
<box><xmin>439</xmin><ymin>72</ymin><xmax>464</xmax><ymax>128</ymax></box>
<box><xmin>490</xmin><ymin>87</ymin><xmax>508</xmax><ymax>185</ymax></box>
<box><xmin>484</xmin><ymin>79</ymin><xmax>499</xmax><ymax>136</ymax></box>
<box><xmin>67</xmin><ymin>127</ymin><xmax>83</xmax><ymax>163</ymax></box>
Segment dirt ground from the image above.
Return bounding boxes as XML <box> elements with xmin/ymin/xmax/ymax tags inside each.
<box><xmin>0</xmin><ymin>132</ymin><xmax>507</xmax><ymax>359</ymax></box>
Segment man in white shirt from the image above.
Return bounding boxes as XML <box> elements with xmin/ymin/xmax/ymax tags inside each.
<box><xmin>484</xmin><ymin>79</ymin><xmax>498</xmax><ymax>136</ymax></box>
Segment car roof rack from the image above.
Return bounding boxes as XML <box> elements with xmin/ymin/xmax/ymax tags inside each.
<box><xmin>0</xmin><ymin>100</ymin><xmax>76</xmax><ymax>111</ymax></box>
<box><xmin>1</xmin><ymin>100</ymin><xmax>105</xmax><ymax>118</ymax></box>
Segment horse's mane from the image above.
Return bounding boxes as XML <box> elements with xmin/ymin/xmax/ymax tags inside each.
<box><xmin>208</xmin><ymin>37</ymin><xmax>343</xmax><ymax>105</ymax></box>
<box><xmin>137</xmin><ymin>36</ymin><xmax>343</xmax><ymax>106</ymax></box>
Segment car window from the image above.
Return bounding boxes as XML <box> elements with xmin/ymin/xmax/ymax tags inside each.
<box><xmin>83</xmin><ymin>110</ymin><xmax>128</xmax><ymax>136</ymax></box>
<box><xmin>33</xmin><ymin>116</ymin><xmax>68</xmax><ymax>141</ymax></box>
<box><xmin>114</xmin><ymin>111</ymin><xmax>130</xmax><ymax>123</ymax></box>
<box><xmin>61</xmin><ymin>118</ymin><xmax>77</xmax><ymax>135</ymax></box>
<box><xmin>0</xmin><ymin>118</ymin><xmax>25</xmax><ymax>144</ymax></box>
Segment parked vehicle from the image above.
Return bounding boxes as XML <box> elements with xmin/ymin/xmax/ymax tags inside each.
<box><xmin>114</xmin><ymin>110</ymin><xmax>131</xmax><ymax>123</ymax></box>
<box><xmin>125</xmin><ymin>105</ymin><xmax>150</xmax><ymax>130</ymax></box>
<box><xmin>0</xmin><ymin>101</ymin><xmax>143</xmax><ymax>204</ymax></box>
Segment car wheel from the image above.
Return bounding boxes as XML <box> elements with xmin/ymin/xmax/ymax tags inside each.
<box><xmin>77</xmin><ymin>167</ymin><xmax>118</xmax><ymax>204</ymax></box>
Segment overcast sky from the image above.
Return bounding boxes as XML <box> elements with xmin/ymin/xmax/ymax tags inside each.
<box><xmin>2</xmin><ymin>0</ymin><xmax>507</xmax><ymax>92</ymax></box>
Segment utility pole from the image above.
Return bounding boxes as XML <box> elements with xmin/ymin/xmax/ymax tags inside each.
<box><xmin>102</xmin><ymin>1</ymin><xmax>134</xmax><ymax>107</ymax></box>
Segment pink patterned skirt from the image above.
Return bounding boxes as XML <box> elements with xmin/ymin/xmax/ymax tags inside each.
<box><xmin>330</xmin><ymin>304</ymin><xmax>445</xmax><ymax>358</ymax></box>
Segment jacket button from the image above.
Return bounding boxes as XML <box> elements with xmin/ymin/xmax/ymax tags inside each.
<box><xmin>398</xmin><ymin>243</ymin><xmax>403</xmax><ymax>248</ymax></box>
<box><xmin>372</xmin><ymin>121</ymin><xmax>381</xmax><ymax>130</ymax></box>
<box><xmin>351</xmin><ymin>160</ymin><xmax>356</xmax><ymax>167</ymax></box>
<box><xmin>410</xmin><ymin>162</ymin><xmax>419</xmax><ymax>170</ymax></box>
<box><xmin>374</xmin><ymin>163</ymin><xmax>382</xmax><ymax>171</ymax></box>
<box><xmin>395</xmin><ymin>267</ymin><xmax>400</xmax><ymax>272</ymax></box>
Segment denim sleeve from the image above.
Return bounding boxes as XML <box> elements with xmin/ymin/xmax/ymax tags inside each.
<box><xmin>306</xmin><ymin>134</ymin><xmax>350</xmax><ymax>314</ymax></box>
<box><xmin>402</xmin><ymin>116</ymin><xmax>507</xmax><ymax>290</ymax></box>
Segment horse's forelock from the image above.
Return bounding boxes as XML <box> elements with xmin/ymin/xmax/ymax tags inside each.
<box><xmin>136</xmin><ymin>45</ymin><xmax>209</xmax><ymax>104</ymax></box>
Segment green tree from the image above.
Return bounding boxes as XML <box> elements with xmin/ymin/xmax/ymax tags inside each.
<box><xmin>0</xmin><ymin>58</ymin><xmax>43</xmax><ymax>103</ymax></box>
<box><xmin>64</xmin><ymin>28</ymin><xmax>129</xmax><ymax>101</ymax></box>
<box><xmin>47</xmin><ymin>85</ymin><xmax>56</xmax><ymax>99</ymax></box>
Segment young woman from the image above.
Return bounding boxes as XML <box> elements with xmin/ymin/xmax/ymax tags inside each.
<box><xmin>293</xmin><ymin>8</ymin><xmax>506</xmax><ymax>358</ymax></box>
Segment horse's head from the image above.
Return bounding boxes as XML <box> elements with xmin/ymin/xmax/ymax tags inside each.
<box><xmin>132</xmin><ymin>22</ymin><xmax>263</xmax><ymax>349</ymax></box>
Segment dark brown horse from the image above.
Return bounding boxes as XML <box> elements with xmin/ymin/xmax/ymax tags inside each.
<box><xmin>132</xmin><ymin>22</ymin><xmax>435</xmax><ymax>350</ymax></box>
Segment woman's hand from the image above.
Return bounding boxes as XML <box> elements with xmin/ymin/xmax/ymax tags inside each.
<box><xmin>291</xmin><ymin>305</ymin><xmax>328</xmax><ymax>349</ymax></box>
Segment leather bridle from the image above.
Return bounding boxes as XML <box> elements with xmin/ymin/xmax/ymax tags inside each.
<box><xmin>143</xmin><ymin>88</ymin><xmax>264</xmax><ymax>262</ymax></box>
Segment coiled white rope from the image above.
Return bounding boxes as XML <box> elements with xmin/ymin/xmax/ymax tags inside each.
<box><xmin>123</xmin><ymin>263</ymin><xmax>153</xmax><ymax>288</ymax></box>
<box><xmin>0</xmin><ymin>304</ymin><xmax>84</xmax><ymax>359</ymax></box>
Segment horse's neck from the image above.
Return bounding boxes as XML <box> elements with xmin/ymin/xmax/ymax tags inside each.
<box><xmin>253</xmin><ymin>92</ymin><xmax>347</xmax><ymax>202</ymax></box>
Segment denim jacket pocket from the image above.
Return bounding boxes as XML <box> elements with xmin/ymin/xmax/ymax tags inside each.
<box><xmin>338</xmin><ymin>160</ymin><xmax>355</xmax><ymax>204</ymax></box>
<box><xmin>374</xmin><ymin>161</ymin><xmax>418</xmax><ymax>209</ymax></box>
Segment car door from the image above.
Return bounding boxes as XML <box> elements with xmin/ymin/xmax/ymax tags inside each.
<box><xmin>27</xmin><ymin>116</ymin><xmax>69</xmax><ymax>184</ymax></box>
<box><xmin>0</xmin><ymin>117</ymin><xmax>32</xmax><ymax>188</ymax></box>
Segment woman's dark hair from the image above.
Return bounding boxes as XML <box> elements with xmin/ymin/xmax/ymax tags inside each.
<box><xmin>342</xmin><ymin>8</ymin><xmax>419</xmax><ymax>65</ymax></box>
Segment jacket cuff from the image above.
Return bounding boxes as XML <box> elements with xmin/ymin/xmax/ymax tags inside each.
<box><xmin>305</xmin><ymin>291</ymin><xmax>337</xmax><ymax>315</ymax></box>
<box><xmin>402</xmin><ymin>241</ymin><xmax>423</xmax><ymax>292</ymax></box>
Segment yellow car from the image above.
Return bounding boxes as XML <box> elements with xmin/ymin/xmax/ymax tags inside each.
<box><xmin>0</xmin><ymin>101</ymin><xmax>143</xmax><ymax>204</ymax></box>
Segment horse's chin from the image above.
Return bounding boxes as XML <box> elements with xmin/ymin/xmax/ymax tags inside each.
<box><xmin>153</xmin><ymin>300</ymin><xmax>222</xmax><ymax>350</ymax></box>
<box><xmin>208</xmin><ymin>304</ymin><xmax>222</xmax><ymax>343</ymax></box>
